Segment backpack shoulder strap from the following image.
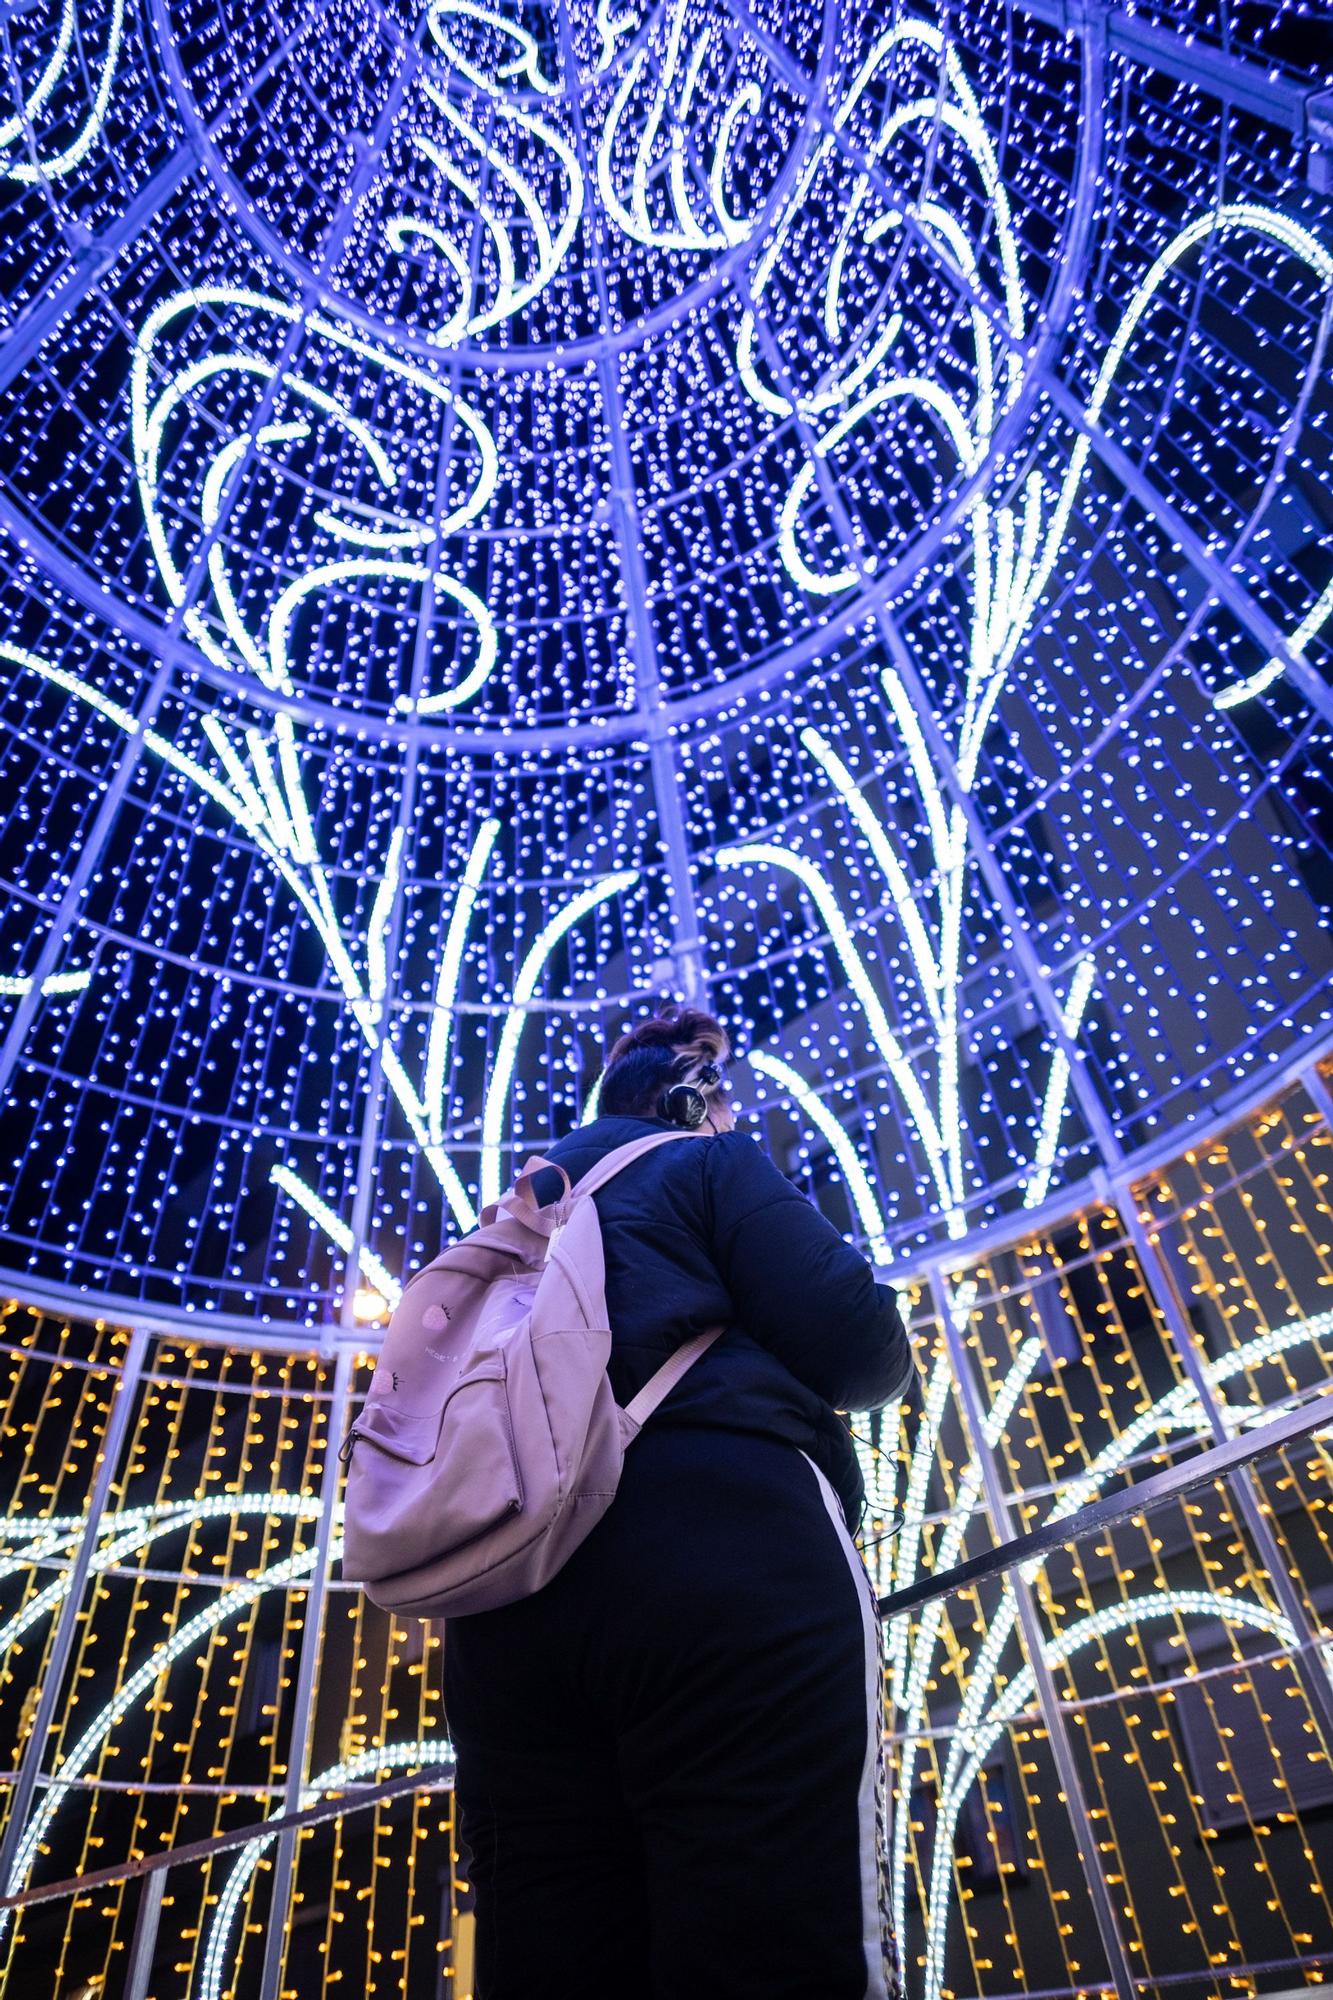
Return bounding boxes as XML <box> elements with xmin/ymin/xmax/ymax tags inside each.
<box><xmin>623</xmin><ymin>1326</ymin><xmax>725</xmax><ymax>1429</ymax></box>
<box><xmin>569</xmin><ymin>1129</ymin><xmax>721</xmax><ymax>1431</ymax></box>
<box><xmin>569</xmin><ymin>1127</ymin><xmax>703</xmax><ymax>1201</ymax></box>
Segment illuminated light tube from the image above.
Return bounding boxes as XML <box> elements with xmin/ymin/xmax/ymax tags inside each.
<box><xmin>923</xmin><ymin>1591</ymin><xmax>1301</xmax><ymax>2000</ymax></box>
<box><xmin>1</xmin><ymin>0</ymin><xmax>126</xmax><ymax>181</ymax></box>
<box><xmin>424</xmin><ymin>820</ymin><xmax>503</xmax><ymax>1141</ymax></box>
<box><xmin>1046</xmin><ymin>1307</ymin><xmax>1333</xmax><ymax>1532</ymax></box>
<box><xmin>131</xmin><ymin>288</ymin><xmax>500</xmax><ymax>709</ymax></box>
<box><xmin>715</xmin><ymin>842</ymin><xmax>951</xmax><ymax>1213</ymax></box>
<box><xmin>888</xmin><ymin>1350</ymin><xmax>958</xmax><ymax>1679</ymax></box>
<box><xmin>890</xmin><ymin>1469</ymin><xmax>988</xmax><ymax>1938</ymax></box>
<box><xmin>383</xmin><ymin>216</ymin><xmax>473</xmax><ymax>346</ymax></box>
<box><xmin>413</xmin><ymin>126</ymin><xmax>519</xmax><ymax>312</ymax></box>
<box><xmin>1028</xmin><ymin>205</ymin><xmax>1333</xmax><ymax>710</ymax></box>
<box><xmin>273</xmin><ymin>712</ymin><xmax>320</xmax><ymax>869</ymax></box>
<box><xmin>923</xmin><ymin>1310</ymin><xmax>1333</xmax><ymax>1999</ymax></box>
<box><xmin>480</xmin><ymin>872</ymin><xmax>638</xmax><ymax>1211</ymax></box>
<box><xmin>269</xmin><ymin>563</ymin><xmax>498</xmax><ymax>718</ymax></box>
<box><xmin>403</xmin><ymin>52</ymin><xmax>583</xmax><ymax>341</ymax></box>
<box><xmin>800</xmin><ymin>726</ymin><xmax>944</xmax><ymax>1028</ymax></box>
<box><xmin>709</xmin><ymin>83</ymin><xmax>760</xmax><ymax>243</ymax></box>
<box><xmin>426</xmin><ymin>88</ymin><xmax>580</xmax><ymax>330</ymax></box>
<box><xmin>310</xmin><ymin>514</ymin><xmax>438</xmax><ymax>549</ymax></box>
<box><xmin>428</xmin><ymin>0</ymin><xmax>558</xmax><ymax>94</ymax></box>
<box><xmin>593</xmin><ymin>0</ymin><xmax>638</xmax><ymax>70</ymax></box>
<box><xmin>876</xmin><ymin>669</ymin><xmax>954</xmax><ymax>875</ymax></box>
<box><xmin>11</xmin><ymin>643</ymin><xmax>481</xmax><ymax>1247</ymax></box>
<box><xmin>270</xmin><ymin>1165</ymin><xmax>402</xmax><ymax>1309</ymax></box>
<box><xmin>888</xmin><ymin>1305</ymin><xmax>1037</xmax><ymax>1936</ymax></box>
<box><xmin>1216</xmin><ymin>561</ymin><xmax>1333</xmax><ymax>709</ymax></box>
<box><xmin>1023</xmin><ymin>958</ymin><xmax>1097</xmax><ymax>1210</ymax></box>
<box><xmin>0</xmin><ymin>1495</ymin><xmax>321</xmax><ymax>1666</ymax></box>
<box><xmin>1</xmin><ymin>643</ymin><xmax>139</xmax><ymax>735</ymax></box>
<box><xmin>595</xmin><ymin>0</ymin><xmax>756</xmax><ymax>254</ymax></box>
<box><xmin>384</xmin><ymin>1048</ymin><xmax>480</xmax><ymax>1236</ymax></box>
<box><xmin>366</xmin><ymin>826</ymin><xmax>406</xmax><ymax>1005</ymax></box>
<box><xmin>0</xmin><ymin>968</ymin><xmax>91</xmax><ymax>997</ymax></box>
<box><xmin>747</xmin><ymin>1049</ymin><xmax>890</xmax><ymax>1260</ymax></box>
<box><xmin>0</xmin><ymin>0</ymin><xmax>76</xmax><ymax>149</ymax></box>
<box><xmin>667</xmin><ymin>40</ymin><xmax>712</xmax><ymax>249</ymax></box>
<box><xmin>778</xmin><ymin>376</ymin><xmax>976</xmax><ymax>596</ymax></box>
<box><xmin>737</xmin><ymin>17</ymin><xmax>1025</xmax><ymax>426</ymax></box>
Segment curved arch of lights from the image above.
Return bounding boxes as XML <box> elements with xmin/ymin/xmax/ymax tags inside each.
<box><xmin>0</xmin><ymin>1495</ymin><xmax>328</xmax><ymax>1936</ymax></box>
<box><xmin>198</xmin><ymin>1736</ymin><xmax>456</xmax><ymax>2000</ymax></box>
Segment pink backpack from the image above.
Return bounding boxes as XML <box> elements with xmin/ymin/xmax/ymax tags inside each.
<box><xmin>339</xmin><ymin>1130</ymin><xmax>722</xmax><ymax>1618</ymax></box>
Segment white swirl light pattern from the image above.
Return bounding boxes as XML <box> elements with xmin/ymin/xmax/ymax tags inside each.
<box><xmin>132</xmin><ymin>289</ymin><xmax>501</xmax><ymax>717</ymax></box>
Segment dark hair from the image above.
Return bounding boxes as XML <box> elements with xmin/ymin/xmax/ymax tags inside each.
<box><xmin>599</xmin><ymin>1004</ymin><xmax>730</xmax><ymax>1119</ymax></box>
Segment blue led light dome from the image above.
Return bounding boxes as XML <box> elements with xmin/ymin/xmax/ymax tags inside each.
<box><xmin>0</xmin><ymin>0</ymin><xmax>1329</xmax><ymax>1324</ymax></box>
<box><xmin>5</xmin><ymin>9</ymin><xmax>1333</xmax><ymax>1998</ymax></box>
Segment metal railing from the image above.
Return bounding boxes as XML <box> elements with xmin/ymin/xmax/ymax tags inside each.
<box><xmin>1</xmin><ymin>1384</ymin><xmax>1330</xmax><ymax>1999</ymax></box>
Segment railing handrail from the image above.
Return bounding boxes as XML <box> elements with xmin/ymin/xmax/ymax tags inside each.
<box><xmin>875</xmin><ymin>1384</ymin><xmax>1333</xmax><ymax>1618</ymax></box>
<box><xmin>2</xmin><ymin>1384</ymin><xmax>1330</xmax><ymax>1916</ymax></box>
<box><xmin>0</xmin><ymin>1762</ymin><xmax>455</xmax><ymax>1913</ymax></box>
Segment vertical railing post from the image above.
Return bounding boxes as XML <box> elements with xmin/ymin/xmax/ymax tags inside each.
<box><xmin>0</xmin><ymin>1323</ymin><xmax>150</xmax><ymax>1898</ymax></box>
<box><xmin>123</xmin><ymin>1864</ymin><xmax>168</xmax><ymax>2000</ymax></box>
<box><xmin>927</xmin><ymin>1269</ymin><xmax>1138</xmax><ymax>2000</ymax></box>
<box><xmin>256</xmin><ymin>1341</ymin><xmax>355</xmax><ymax>2000</ymax></box>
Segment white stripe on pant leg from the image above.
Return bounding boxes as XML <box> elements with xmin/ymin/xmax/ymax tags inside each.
<box><xmin>800</xmin><ymin>1453</ymin><xmax>894</xmax><ymax>2000</ymax></box>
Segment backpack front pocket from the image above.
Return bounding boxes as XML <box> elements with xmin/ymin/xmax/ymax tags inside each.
<box><xmin>342</xmin><ymin>1355</ymin><xmax>525</xmax><ymax>1568</ymax></box>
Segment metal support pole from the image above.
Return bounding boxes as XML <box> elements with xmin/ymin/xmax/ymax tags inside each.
<box><xmin>735</xmin><ymin>251</ymin><xmax>1124</xmax><ymax>1167</ymax></box>
<box><xmin>331</xmin><ymin>248</ymin><xmax>479</xmax><ymax>1317</ymax></box>
<box><xmin>1116</xmin><ymin>1192</ymin><xmax>1333</xmax><ymax>1757</ymax></box>
<box><xmin>123</xmin><ymin>1863</ymin><xmax>167</xmax><ymax>2000</ymax></box>
<box><xmin>928</xmin><ymin>1270</ymin><xmax>1138</xmax><ymax>2000</ymax></box>
<box><xmin>0</xmin><ymin>1324</ymin><xmax>150</xmax><ymax>1896</ymax></box>
<box><xmin>256</xmin><ymin>1342</ymin><xmax>355</xmax><ymax>2000</ymax></box>
<box><xmin>554</xmin><ymin>0</ymin><xmax>708</xmax><ymax>1005</ymax></box>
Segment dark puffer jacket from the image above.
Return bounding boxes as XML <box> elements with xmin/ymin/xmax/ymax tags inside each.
<box><xmin>534</xmin><ymin>1114</ymin><xmax>913</xmax><ymax>1525</ymax></box>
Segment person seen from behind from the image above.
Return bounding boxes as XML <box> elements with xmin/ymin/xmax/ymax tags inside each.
<box><xmin>443</xmin><ymin>1002</ymin><xmax>916</xmax><ymax>1999</ymax></box>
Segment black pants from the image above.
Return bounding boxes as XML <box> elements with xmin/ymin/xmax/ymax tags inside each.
<box><xmin>443</xmin><ymin>1426</ymin><xmax>897</xmax><ymax>2000</ymax></box>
